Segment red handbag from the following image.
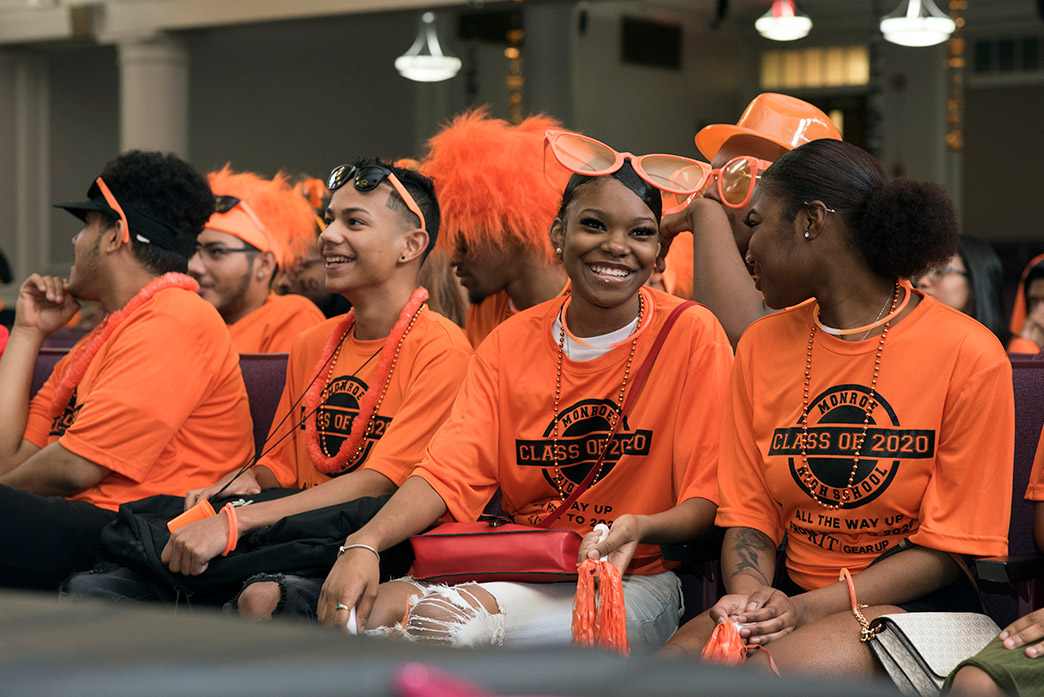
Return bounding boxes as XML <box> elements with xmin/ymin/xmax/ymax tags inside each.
<box><xmin>409</xmin><ymin>302</ymin><xmax>695</xmax><ymax>585</ymax></box>
<box><xmin>410</xmin><ymin>520</ymin><xmax>583</xmax><ymax>584</ymax></box>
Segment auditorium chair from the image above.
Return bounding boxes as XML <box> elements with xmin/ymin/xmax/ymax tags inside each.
<box><xmin>976</xmin><ymin>358</ymin><xmax>1044</xmax><ymax>627</ymax></box>
<box><xmin>31</xmin><ymin>350</ymin><xmax>289</xmax><ymax>460</ymax></box>
<box><xmin>231</xmin><ymin>352</ymin><xmax>288</xmax><ymax>458</ymax></box>
<box><xmin>29</xmin><ymin>347</ymin><xmax>68</xmax><ymax>397</ymax></box>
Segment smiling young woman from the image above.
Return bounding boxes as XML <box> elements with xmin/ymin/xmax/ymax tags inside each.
<box><xmin>311</xmin><ymin>133</ymin><xmax>733</xmax><ymax>650</ymax></box>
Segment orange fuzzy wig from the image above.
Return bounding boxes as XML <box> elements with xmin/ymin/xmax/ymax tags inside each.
<box><xmin>421</xmin><ymin>108</ymin><xmax>562</xmax><ymax>264</ymax></box>
<box><xmin>208</xmin><ymin>166</ymin><xmax>317</xmax><ymax>270</ymax></box>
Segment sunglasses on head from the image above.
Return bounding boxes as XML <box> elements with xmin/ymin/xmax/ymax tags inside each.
<box><xmin>326</xmin><ymin>164</ymin><xmax>427</xmax><ymax>232</ymax></box>
<box><xmin>543</xmin><ymin>130</ymin><xmax>713</xmax><ymax>216</ymax></box>
<box><xmin>211</xmin><ymin>194</ymin><xmax>271</xmax><ymax>239</ymax></box>
<box><xmin>214</xmin><ymin>195</ymin><xmax>242</xmax><ymax>214</ymax></box>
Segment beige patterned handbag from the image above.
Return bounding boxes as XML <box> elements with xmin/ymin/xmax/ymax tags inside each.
<box><xmin>865</xmin><ymin>612</ymin><xmax>1000</xmax><ymax>697</ymax></box>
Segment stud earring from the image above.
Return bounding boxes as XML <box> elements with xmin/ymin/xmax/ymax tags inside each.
<box><xmin>400</xmin><ymin>255</ymin><xmax>407</xmax><ymax>261</ymax></box>
<box><xmin>555</xmin><ymin>247</ymin><xmax>562</xmax><ymax>255</ymax></box>
<box><xmin>804</xmin><ymin>231</ymin><xmax>811</xmax><ymax>240</ymax></box>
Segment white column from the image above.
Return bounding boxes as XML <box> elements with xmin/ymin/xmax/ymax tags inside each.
<box><xmin>117</xmin><ymin>36</ymin><xmax>188</xmax><ymax>156</ymax></box>
<box><xmin>0</xmin><ymin>52</ymin><xmax>51</xmax><ymax>301</ymax></box>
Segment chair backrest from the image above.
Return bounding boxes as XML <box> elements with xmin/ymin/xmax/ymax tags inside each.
<box><xmin>29</xmin><ymin>348</ymin><xmax>69</xmax><ymax>398</ymax></box>
<box><xmin>979</xmin><ymin>360</ymin><xmax>1044</xmax><ymax>625</ymax></box>
<box><xmin>1009</xmin><ymin>360</ymin><xmax>1044</xmax><ymax>556</ymax></box>
<box><xmin>238</xmin><ymin>353</ymin><xmax>289</xmax><ymax>458</ymax></box>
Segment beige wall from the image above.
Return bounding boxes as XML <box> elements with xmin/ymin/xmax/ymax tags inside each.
<box><xmin>1</xmin><ymin>1</ymin><xmax>1042</xmax><ymax>305</ymax></box>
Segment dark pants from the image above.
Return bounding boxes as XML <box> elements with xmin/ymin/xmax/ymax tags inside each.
<box><xmin>0</xmin><ymin>484</ymin><xmax>116</xmax><ymax>590</ymax></box>
<box><xmin>226</xmin><ymin>573</ymin><xmax>324</xmax><ymax>619</ymax></box>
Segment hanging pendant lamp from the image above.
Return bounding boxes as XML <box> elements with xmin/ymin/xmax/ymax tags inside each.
<box><xmin>755</xmin><ymin>1</ymin><xmax>812</xmax><ymax>42</ymax></box>
<box><xmin>395</xmin><ymin>12</ymin><xmax>462</xmax><ymax>82</ymax></box>
<box><xmin>880</xmin><ymin>0</ymin><xmax>956</xmax><ymax>47</ymax></box>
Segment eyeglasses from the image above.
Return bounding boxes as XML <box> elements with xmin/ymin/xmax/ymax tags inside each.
<box><xmin>326</xmin><ymin>164</ymin><xmax>427</xmax><ymax>232</ymax></box>
<box><xmin>701</xmin><ymin>156</ymin><xmax>775</xmax><ymax>209</ymax></box>
<box><xmin>194</xmin><ymin>243</ymin><xmax>257</xmax><ymax>263</ymax></box>
<box><xmin>543</xmin><ymin>129</ymin><xmax>712</xmax><ymax>216</ymax></box>
<box><xmin>917</xmin><ymin>265</ymin><xmax>969</xmax><ymax>284</ymax></box>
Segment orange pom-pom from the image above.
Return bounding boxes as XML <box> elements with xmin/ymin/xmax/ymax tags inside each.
<box><xmin>701</xmin><ymin>620</ymin><xmax>748</xmax><ymax>665</ymax></box>
<box><xmin>572</xmin><ymin>558</ymin><xmax>629</xmax><ymax>655</ymax></box>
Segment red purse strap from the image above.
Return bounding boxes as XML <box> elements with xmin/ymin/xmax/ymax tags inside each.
<box><xmin>538</xmin><ymin>300</ymin><xmax>696</xmax><ymax>529</ymax></box>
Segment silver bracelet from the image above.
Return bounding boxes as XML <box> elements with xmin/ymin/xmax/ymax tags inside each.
<box><xmin>338</xmin><ymin>543</ymin><xmax>380</xmax><ymax>562</ymax></box>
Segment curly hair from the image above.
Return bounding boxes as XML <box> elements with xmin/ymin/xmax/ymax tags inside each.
<box><xmin>98</xmin><ymin>150</ymin><xmax>214</xmax><ymax>275</ymax></box>
<box><xmin>761</xmin><ymin>139</ymin><xmax>957</xmax><ymax>279</ymax></box>
<box><xmin>420</xmin><ymin>107</ymin><xmax>562</xmax><ymax>263</ymax></box>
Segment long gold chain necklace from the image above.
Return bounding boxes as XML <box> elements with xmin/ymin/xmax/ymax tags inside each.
<box><xmin>550</xmin><ymin>293</ymin><xmax>643</xmax><ymax>500</ymax></box>
<box><xmin>315</xmin><ymin>338</ymin><xmax>382</xmax><ymax>458</ymax></box>
<box><xmin>799</xmin><ymin>282</ymin><xmax>900</xmax><ymax>510</ymax></box>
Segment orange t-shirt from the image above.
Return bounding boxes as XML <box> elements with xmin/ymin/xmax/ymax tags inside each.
<box><xmin>465</xmin><ymin>284</ymin><xmax>571</xmax><ymax>349</ymax></box>
<box><xmin>717</xmin><ymin>293</ymin><xmax>1013</xmax><ymax>590</ymax></box>
<box><xmin>662</xmin><ymin>232</ymin><xmax>693</xmax><ymax>300</ymax></box>
<box><xmin>465</xmin><ymin>291</ymin><xmax>514</xmax><ymax>349</ymax></box>
<box><xmin>259</xmin><ymin>307</ymin><xmax>472</xmax><ymax>489</ymax></box>
<box><xmin>412</xmin><ymin>287</ymin><xmax>734</xmax><ymax>575</ymax></box>
<box><xmin>229</xmin><ymin>292</ymin><xmax>325</xmax><ymax>354</ymax></box>
<box><xmin>23</xmin><ymin>289</ymin><xmax>254</xmax><ymax>511</ymax></box>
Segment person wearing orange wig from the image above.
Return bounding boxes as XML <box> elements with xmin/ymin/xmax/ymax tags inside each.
<box><xmin>421</xmin><ymin>108</ymin><xmax>567</xmax><ymax>347</ymax></box>
<box><xmin>191</xmin><ymin>168</ymin><xmax>324</xmax><ymax>353</ymax></box>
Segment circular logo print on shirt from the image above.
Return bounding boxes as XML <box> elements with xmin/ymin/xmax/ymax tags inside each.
<box><xmin>514</xmin><ymin>398</ymin><xmax>652</xmax><ymax>496</ymax></box>
<box><xmin>769</xmin><ymin>384</ymin><xmax>935</xmax><ymax>509</ymax></box>
<box><xmin>48</xmin><ymin>388</ymin><xmax>81</xmax><ymax>437</ymax></box>
<box><xmin>316</xmin><ymin>375</ymin><xmax>389</xmax><ymax>473</ymax></box>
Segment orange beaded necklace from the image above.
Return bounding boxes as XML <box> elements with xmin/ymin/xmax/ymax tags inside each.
<box><xmin>49</xmin><ymin>272</ymin><xmax>198</xmax><ymax>417</ymax></box>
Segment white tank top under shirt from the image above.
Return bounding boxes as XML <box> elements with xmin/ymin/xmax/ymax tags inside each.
<box><xmin>552</xmin><ymin>310</ymin><xmax>640</xmax><ymax>362</ymax></box>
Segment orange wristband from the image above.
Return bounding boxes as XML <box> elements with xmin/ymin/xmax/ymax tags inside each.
<box><xmin>221</xmin><ymin>503</ymin><xmax>238</xmax><ymax>557</ymax></box>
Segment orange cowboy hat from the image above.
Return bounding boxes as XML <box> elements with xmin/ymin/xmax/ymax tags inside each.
<box><xmin>695</xmin><ymin>92</ymin><xmax>842</xmax><ymax>160</ymax></box>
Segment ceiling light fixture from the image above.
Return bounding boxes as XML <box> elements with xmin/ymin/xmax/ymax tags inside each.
<box><xmin>755</xmin><ymin>0</ymin><xmax>812</xmax><ymax>42</ymax></box>
<box><xmin>395</xmin><ymin>12</ymin><xmax>462</xmax><ymax>82</ymax></box>
<box><xmin>880</xmin><ymin>0</ymin><xmax>956</xmax><ymax>47</ymax></box>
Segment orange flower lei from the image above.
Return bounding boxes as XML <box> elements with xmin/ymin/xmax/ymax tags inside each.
<box><xmin>49</xmin><ymin>272</ymin><xmax>199</xmax><ymax>417</ymax></box>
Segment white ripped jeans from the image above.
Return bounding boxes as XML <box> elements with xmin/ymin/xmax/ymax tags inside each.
<box><xmin>371</xmin><ymin>571</ymin><xmax>683</xmax><ymax>652</ymax></box>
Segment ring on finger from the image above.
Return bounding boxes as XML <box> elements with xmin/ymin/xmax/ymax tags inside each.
<box><xmin>334</xmin><ymin>602</ymin><xmax>349</xmax><ymax>611</ymax></box>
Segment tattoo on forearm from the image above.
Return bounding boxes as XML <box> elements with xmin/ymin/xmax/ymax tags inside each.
<box><xmin>729</xmin><ymin>528</ymin><xmax>774</xmax><ymax>586</ymax></box>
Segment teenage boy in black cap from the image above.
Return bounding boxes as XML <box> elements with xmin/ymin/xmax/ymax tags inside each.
<box><xmin>0</xmin><ymin>150</ymin><xmax>254</xmax><ymax>590</ymax></box>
